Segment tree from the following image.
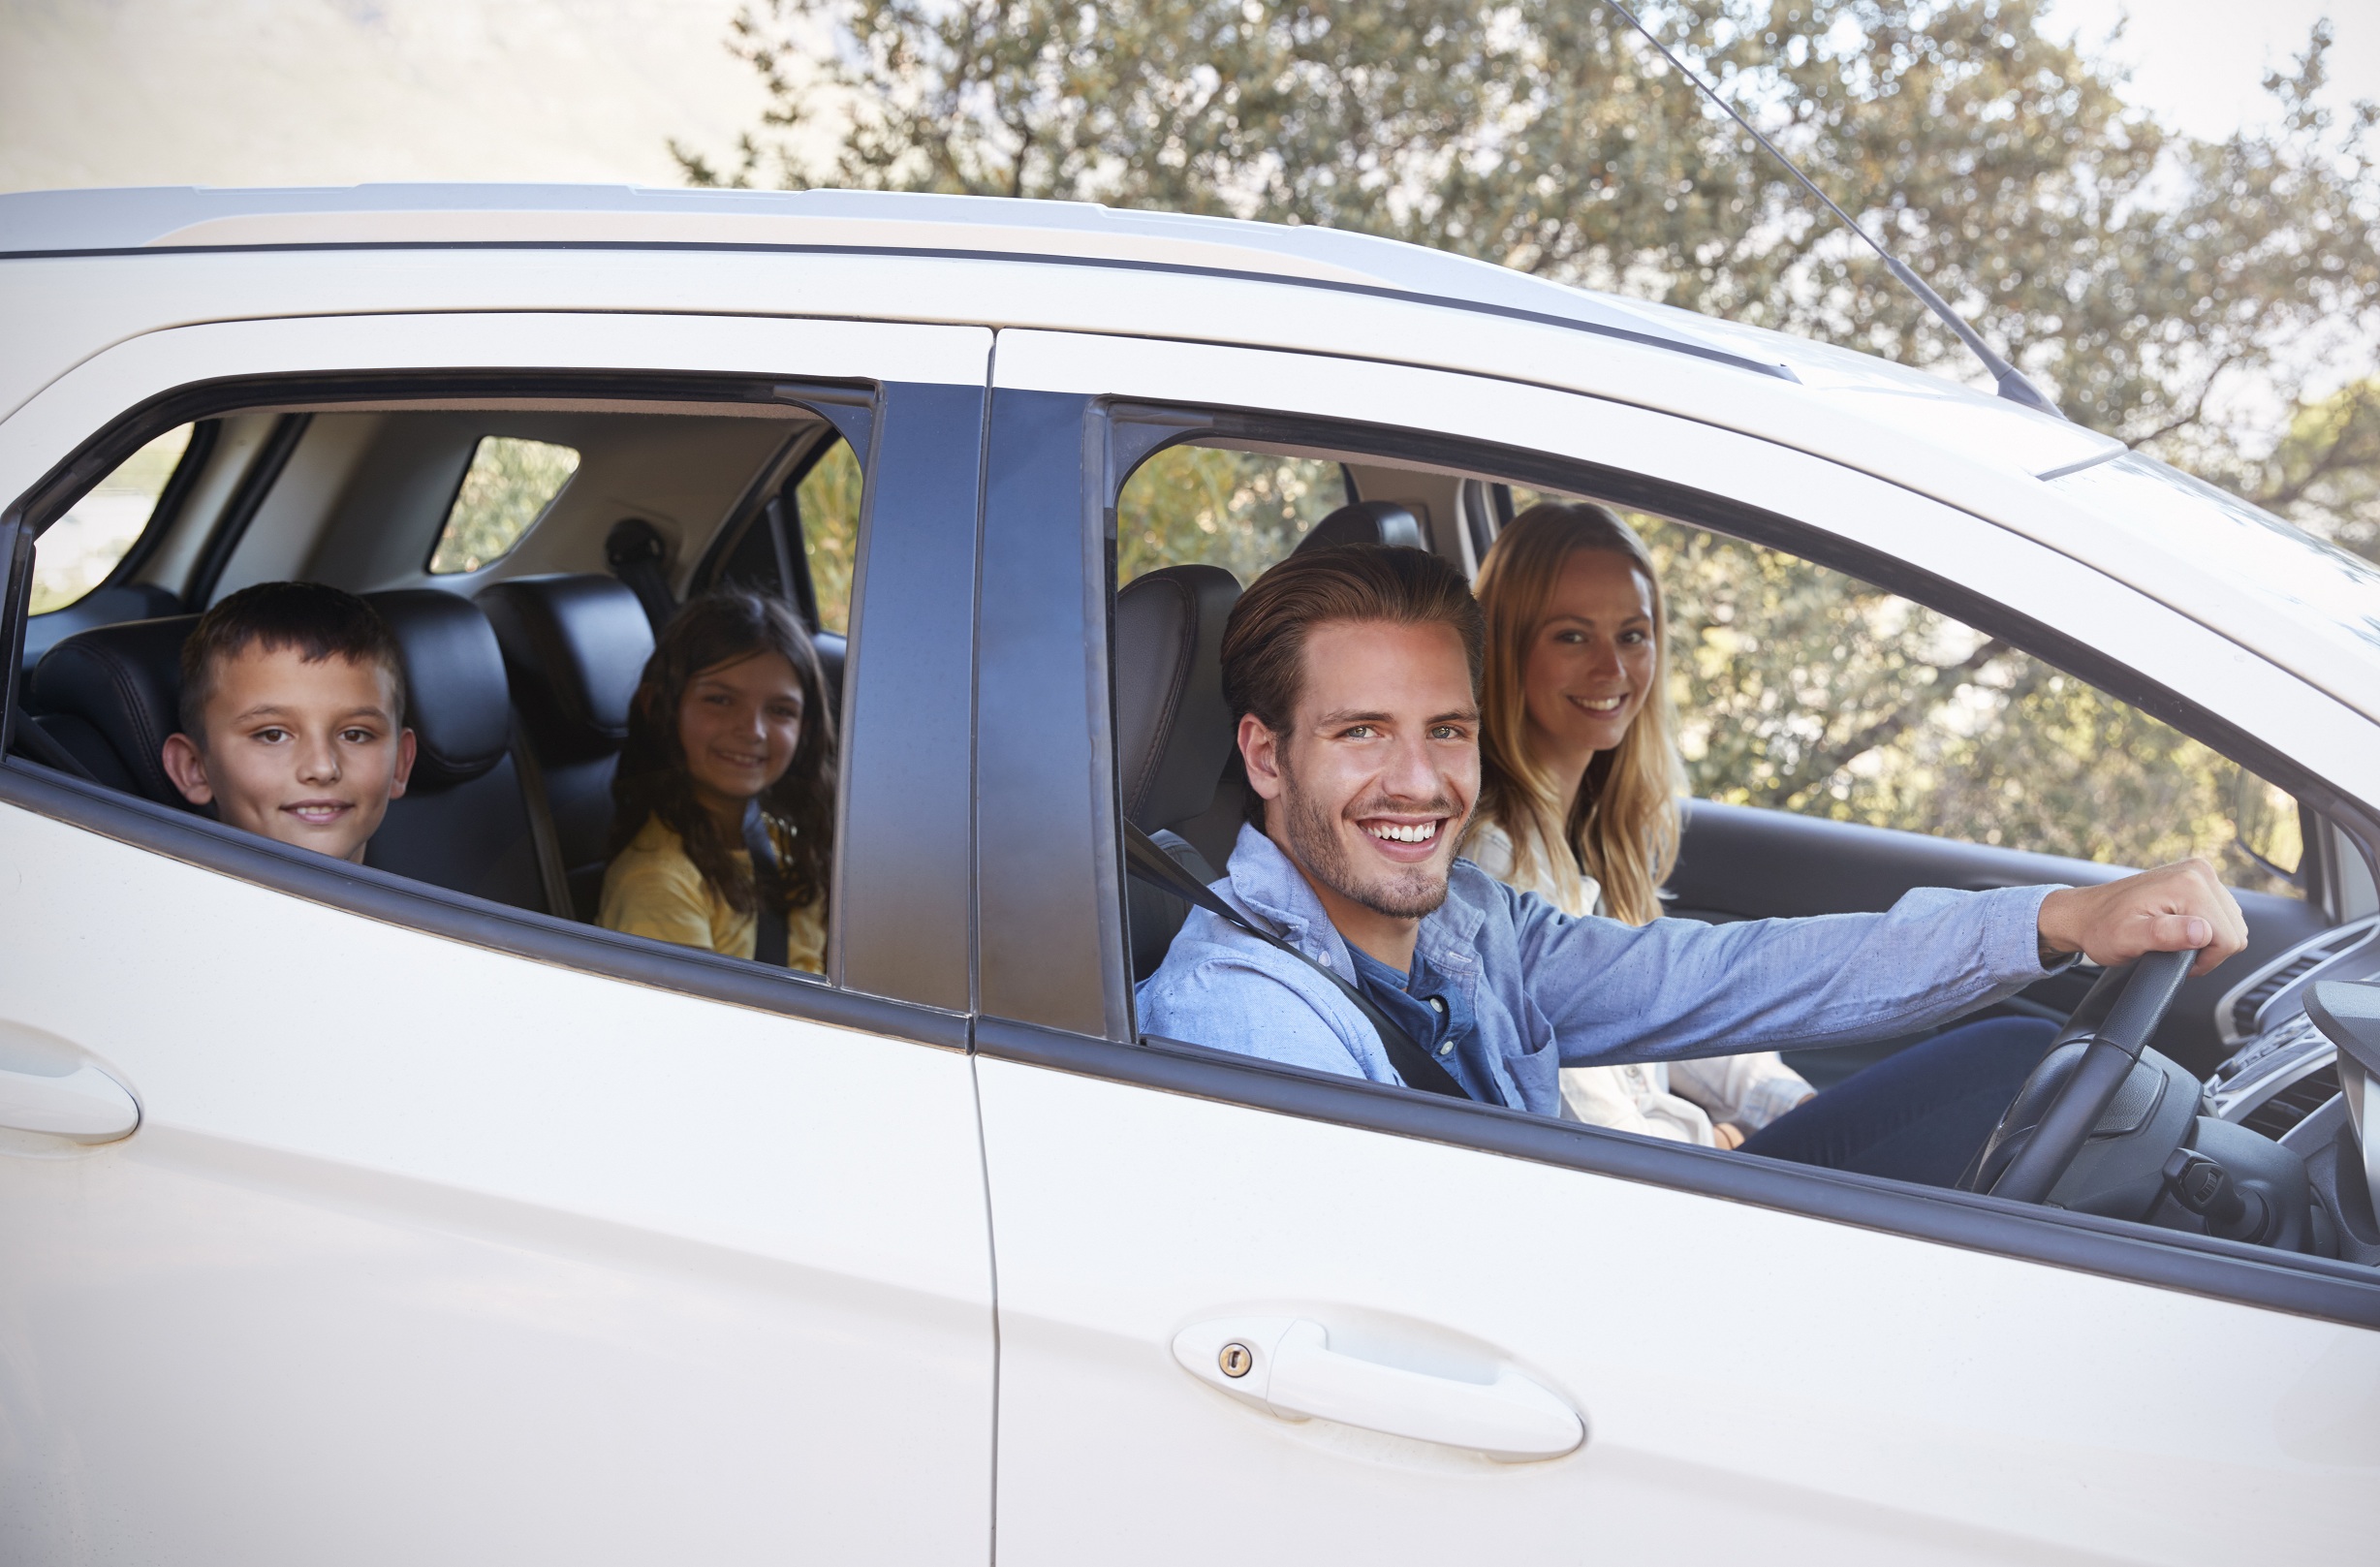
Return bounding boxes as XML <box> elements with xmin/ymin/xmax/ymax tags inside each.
<box><xmin>683</xmin><ymin>0</ymin><xmax>2376</xmax><ymax>880</ymax></box>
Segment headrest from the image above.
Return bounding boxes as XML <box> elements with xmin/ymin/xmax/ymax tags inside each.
<box><xmin>28</xmin><ymin>613</ymin><xmax>201</xmax><ymax>808</ymax></box>
<box><xmin>476</xmin><ymin>574</ymin><xmax>654</xmax><ymax>763</ymax></box>
<box><xmin>1114</xmin><ymin>564</ymin><xmax>1241</xmax><ymax>831</ymax></box>
<box><xmin>1293</xmin><ymin>500</ymin><xmax>1425</xmax><ymax>555</ymax></box>
<box><xmin>363</xmin><ymin>589</ymin><xmax>512</xmax><ymax>791</ymax></box>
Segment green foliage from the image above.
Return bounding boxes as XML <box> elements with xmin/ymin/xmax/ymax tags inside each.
<box><xmin>797</xmin><ymin>436</ymin><xmax>863</xmax><ymax>634</ymax></box>
<box><xmin>430</xmin><ymin>437</ymin><xmax>580</xmax><ymax>576</ymax></box>
<box><xmin>1117</xmin><ymin>445</ymin><xmax>1345</xmax><ymax>583</ymax></box>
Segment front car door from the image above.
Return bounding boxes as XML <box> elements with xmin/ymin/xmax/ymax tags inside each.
<box><xmin>969</xmin><ymin>329</ymin><xmax>2380</xmax><ymax>1563</ymax></box>
<box><xmin>0</xmin><ymin>305</ymin><xmax>997</xmax><ymax>1561</ymax></box>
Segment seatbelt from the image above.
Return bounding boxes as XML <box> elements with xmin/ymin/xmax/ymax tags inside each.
<box><xmin>506</xmin><ymin>713</ymin><xmax>575</xmax><ymax>921</ymax></box>
<box><xmin>1122</xmin><ymin>822</ymin><xmax>1469</xmax><ymax>1101</ymax></box>
<box><xmin>606</xmin><ymin>517</ymin><xmax>678</xmax><ymax>633</ymax></box>
<box><xmin>741</xmin><ymin>800</ymin><xmax>791</xmax><ymax>968</ymax></box>
<box><xmin>6</xmin><ymin>699</ymin><xmax>100</xmax><ymax>783</ymax></box>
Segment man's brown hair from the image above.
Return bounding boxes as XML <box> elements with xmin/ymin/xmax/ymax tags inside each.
<box><xmin>177</xmin><ymin>580</ymin><xmax>407</xmax><ymax>744</ymax></box>
<box><xmin>1221</xmin><ymin>540</ymin><xmax>1485</xmax><ymax>737</ymax></box>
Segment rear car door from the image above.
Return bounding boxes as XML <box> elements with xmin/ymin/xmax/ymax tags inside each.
<box><xmin>0</xmin><ymin>310</ymin><xmax>995</xmax><ymax>1561</ymax></box>
<box><xmin>970</xmin><ymin>329</ymin><xmax>2380</xmax><ymax>1564</ymax></box>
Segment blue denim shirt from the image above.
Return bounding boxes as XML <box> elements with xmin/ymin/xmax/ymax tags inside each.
<box><xmin>1136</xmin><ymin>824</ymin><xmax>2063</xmax><ymax>1117</ymax></box>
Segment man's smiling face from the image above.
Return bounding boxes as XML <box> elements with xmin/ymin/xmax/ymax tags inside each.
<box><xmin>162</xmin><ymin>644</ymin><xmax>415</xmax><ymax>863</ymax></box>
<box><xmin>1241</xmin><ymin>618</ymin><xmax>1480</xmax><ymax>953</ymax></box>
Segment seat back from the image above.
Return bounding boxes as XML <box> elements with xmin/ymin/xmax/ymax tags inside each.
<box><xmin>1292</xmin><ymin>500</ymin><xmax>1425</xmax><ymax>555</ymax></box>
<box><xmin>360</xmin><ymin>588</ymin><xmax>549</xmax><ymax>914</ymax></box>
<box><xmin>477</xmin><ymin>573</ymin><xmax>655</xmax><ymax>920</ymax></box>
<box><xmin>27</xmin><ymin>612</ymin><xmax>202</xmax><ymax>803</ymax></box>
<box><xmin>1113</xmin><ymin>565</ymin><xmax>1242</xmax><ymax>979</ymax></box>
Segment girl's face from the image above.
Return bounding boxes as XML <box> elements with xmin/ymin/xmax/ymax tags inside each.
<box><xmin>1520</xmin><ymin>548</ymin><xmax>1658</xmax><ymax>765</ymax></box>
<box><xmin>677</xmin><ymin>649</ymin><xmax>805</xmax><ymax>820</ymax></box>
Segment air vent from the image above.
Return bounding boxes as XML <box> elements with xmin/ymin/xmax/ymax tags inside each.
<box><xmin>2233</xmin><ymin>954</ymin><xmax>2330</xmax><ymax>1037</ymax></box>
<box><xmin>2242</xmin><ymin>1063</ymin><xmax>2340</xmax><ymax>1141</ymax></box>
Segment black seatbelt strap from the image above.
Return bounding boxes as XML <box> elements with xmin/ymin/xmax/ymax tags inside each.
<box><xmin>741</xmin><ymin>800</ymin><xmax>791</xmax><ymax>968</ymax></box>
<box><xmin>1123</xmin><ymin>823</ymin><xmax>1470</xmax><ymax>1101</ymax></box>
<box><xmin>607</xmin><ymin>517</ymin><xmax>678</xmax><ymax>633</ymax></box>
<box><xmin>506</xmin><ymin>711</ymin><xmax>576</xmax><ymax>921</ymax></box>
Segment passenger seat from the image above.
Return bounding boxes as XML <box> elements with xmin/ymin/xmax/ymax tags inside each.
<box><xmin>477</xmin><ymin>574</ymin><xmax>655</xmax><ymax>921</ymax></box>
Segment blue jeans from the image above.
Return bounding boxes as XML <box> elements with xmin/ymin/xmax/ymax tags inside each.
<box><xmin>1738</xmin><ymin>1017</ymin><xmax>2057</xmax><ymax>1188</ymax></box>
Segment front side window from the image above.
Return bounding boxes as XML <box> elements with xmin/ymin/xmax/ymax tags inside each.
<box><xmin>427</xmin><ymin>436</ymin><xmax>581</xmax><ymax>575</ymax></box>
<box><xmin>30</xmin><ymin>423</ymin><xmax>194</xmax><ymax>611</ymax></box>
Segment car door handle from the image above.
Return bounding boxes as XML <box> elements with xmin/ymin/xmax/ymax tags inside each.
<box><xmin>0</xmin><ymin>1059</ymin><xmax>141</xmax><ymax>1143</ymax></box>
<box><xmin>1173</xmin><ymin>1316</ymin><xmax>1584</xmax><ymax>1459</ymax></box>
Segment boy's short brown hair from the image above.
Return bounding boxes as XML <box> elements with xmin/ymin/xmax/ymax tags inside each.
<box><xmin>1221</xmin><ymin>543</ymin><xmax>1485</xmax><ymax>735</ymax></box>
<box><xmin>178</xmin><ymin>581</ymin><xmax>407</xmax><ymax>743</ymax></box>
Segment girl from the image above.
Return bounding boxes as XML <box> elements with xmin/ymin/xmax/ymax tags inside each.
<box><xmin>1465</xmin><ymin>500</ymin><xmax>1814</xmax><ymax>1145</ymax></box>
<box><xmin>602</xmin><ymin>589</ymin><xmax>834</xmax><ymax>974</ymax></box>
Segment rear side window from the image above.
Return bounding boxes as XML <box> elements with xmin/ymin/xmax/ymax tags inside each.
<box><xmin>796</xmin><ymin>437</ymin><xmax>861</xmax><ymax>635</ymax></box>
<box><xmin>30</xmin><ymin>423</ymin><xmax>194</xmax><ymax>612</ymax></box>
<box><xmin>1118</xmin><ymin>444</ymin><xmax>1346</xmax><ymax>584</ymax></box>
<box><xmin>428</xmin><ymin>437</ymin><xmax>580</xmax><ymax>574</ymax></box>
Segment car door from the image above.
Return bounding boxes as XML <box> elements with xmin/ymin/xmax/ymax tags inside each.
<box><xmin>0</xmin><ymin>310</ymin><xmax>996</xmax><ymax>1562</ymax></box>
<box><xmin>968</xmin><ymin>329</ymin><xmax>2380</xmax><ymax>1564</ymax></box>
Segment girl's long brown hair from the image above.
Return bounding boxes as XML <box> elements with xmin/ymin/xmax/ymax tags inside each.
<box><xmin>1471</xmin><ymin>502</ymin><xmax>1683</xmax><ymax>925</ymax></box>
<box><xmin>609</xmin><ymin>589</ymin><xmax>836</xmax><ymax>916</ymax></box>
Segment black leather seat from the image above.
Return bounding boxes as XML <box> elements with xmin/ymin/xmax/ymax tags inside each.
<box><xmin>477</xmin><ymin>574</ymin><xmax>655</xmax><ymax>921</ymax></box>
<box><xmin>360</xmin><ymin>589</ymin><xmax>549</xmax><ymax>914</ymax></box>
<box><xmin>1293</xmin><ymin>500</ymin><xmax>1425</xmax><ymax>554</ymax></box>
<box><xmin>1113</xmin><ymin>564</ymin><xmax>1243</xmax><ymax>978</ymax></box>
<box><xmin>26</xmin><ymin>612</ymin><xmax>201</xmax><ymax>802</ymax></box>
<box><xmin>28</xmin><ymin>589</ymin><xmax>556</xmax><ymax>916</ymax></box>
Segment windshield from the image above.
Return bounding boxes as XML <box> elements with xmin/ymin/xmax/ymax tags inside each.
<box><xmin>2051</xmin><ymin>452</ymin><xmax>2380</xmax><ymax>660</ymax></box>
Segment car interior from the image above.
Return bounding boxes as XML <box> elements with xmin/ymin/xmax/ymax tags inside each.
<box><xmin>9</xmin><ymin>396</ymin><xmax>2379</xmax><ymax>1279</ymax></box>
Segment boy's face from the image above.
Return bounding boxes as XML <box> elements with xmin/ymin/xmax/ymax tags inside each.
<box><xmin>161</xmin><ymin>645</ymin><xmax>416</xmax><ymax>863</ymax></box>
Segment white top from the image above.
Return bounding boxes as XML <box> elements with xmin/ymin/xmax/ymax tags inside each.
<box><xmin>1461</xmin><ymin>820</ymin><xmax>1814</xmax><ymax>1144</ymax></box>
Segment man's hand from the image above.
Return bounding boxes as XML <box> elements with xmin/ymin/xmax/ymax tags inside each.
<box><xmin>2037</xmin><ymin>859</ymin><xmax>2247</xmax><ymax>979</ymax></box>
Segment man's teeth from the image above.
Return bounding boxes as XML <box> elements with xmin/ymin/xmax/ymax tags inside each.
<box><xmin>1366</xmin><ymin>821</ymin><xmax>1438</xmax><ymax>844</ymax></box>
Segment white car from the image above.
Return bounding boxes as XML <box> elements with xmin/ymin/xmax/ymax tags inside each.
<box><xmin>1</xmin><ymin>185</ymin><xmax>2375</xmax><ymax>1565</ymax></box>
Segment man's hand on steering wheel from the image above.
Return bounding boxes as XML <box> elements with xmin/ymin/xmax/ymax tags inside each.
<box><xmin>2036</xmin><ymin>858</ymin><xmax>2247</xmax><ymax>979</ymax></box>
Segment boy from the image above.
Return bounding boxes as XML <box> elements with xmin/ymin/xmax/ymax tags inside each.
<box><xmin>160</xmin><ymin>581</ymin><xmax>416</xmax><ymax>863</ymax></box>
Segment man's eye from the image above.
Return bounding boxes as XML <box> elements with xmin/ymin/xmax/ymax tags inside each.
<box><xmin>1429</xmin><ymin>725</ymin><xmax>1467</xmax><ymax>740</ymax></box>
<box><xmin>1341</xmin><ymin>724</ymin><xmax>1377</xmax><ymax>738</ymax></box>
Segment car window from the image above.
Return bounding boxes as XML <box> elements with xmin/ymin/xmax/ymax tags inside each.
<box><xmin>795</xmin><ymin>436</ymin><xmax>861</xmax><ymax>635</ymax></box>
<box><xmin>1118</xmin><ymin>443</ymin><xmax>1346</xmax><ymax>584</ymax></box>
<box><xmin>17</xmin><ymin>396</ymin><xmax>869</xmax><ymax>988</ymax></box>
<box><xmin>29</xmin><ymin>423</ymin><xmax>194</xmax><ymax>612</ymax></box>
<box><xmin>427</xmin><ymin>436</ymin><xmax>581</xmax><ymax>574</ymax></box>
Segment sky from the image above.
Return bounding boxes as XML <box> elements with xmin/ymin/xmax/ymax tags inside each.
<box><xmin>0</xmin><ymin>0</ymin><xmax>2373</xmax><ymax>195</ymax></box>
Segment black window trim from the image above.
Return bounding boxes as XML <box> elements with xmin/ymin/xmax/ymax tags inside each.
<box><xmin>963</xmin><ymin>394</ymin><xmax>2380</xmax><ymax>1332</ymax></box>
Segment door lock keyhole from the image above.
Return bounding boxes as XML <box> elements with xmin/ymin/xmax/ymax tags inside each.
<box><xmin>1218</xmin><ymin>1342</ymin><xmax>1253</xmax><ymax>1378</ymax></box>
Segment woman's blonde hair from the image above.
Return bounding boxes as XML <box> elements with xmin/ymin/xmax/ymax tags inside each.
<box><xmin>1472</xmin><ymin>501</ymin><xmax>1684</xmax><ymax>925</ymax></box>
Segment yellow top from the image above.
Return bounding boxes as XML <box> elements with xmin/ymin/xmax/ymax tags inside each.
<box><xmin>600</xmin><ymin>813</ymin><xmax>827</xmax><ymax>975</ymax></box>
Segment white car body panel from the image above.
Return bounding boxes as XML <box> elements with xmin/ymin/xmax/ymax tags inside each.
<box><xmin>0</xmin><ymin>805</ymin><xmax>995</xmax><ymax>1564</ymax></box>
<box><xmin>976</xmin><ymin>1055</ymin><xmax>2375</xmax><ymax>1565</ymax></box>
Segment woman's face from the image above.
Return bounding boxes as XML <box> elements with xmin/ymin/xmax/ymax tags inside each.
<box><xmin>677</xmin><ymin>649</ymin><xmax>805</xmax><ymax>820</ymax></box>
<box><xmin>1519</xmin><ymin>548</ymin><xmax>1658</xmax><ymax>765</ymax></box>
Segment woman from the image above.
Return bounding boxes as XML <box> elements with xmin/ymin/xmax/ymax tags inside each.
<box><xmin>1465</xmin><ymin>501</ymin><xmax>2053</xmax><ymax>1185</ymax></box>
<box><xmin>601</xmin><ymin>589</ymin><xmax>835</xmax><ymax>974</ymax></box>
<box><xmin>1466</xmin><ymin>500</ymin><xmax>1813</xmax><ymax>1146</ymax></box>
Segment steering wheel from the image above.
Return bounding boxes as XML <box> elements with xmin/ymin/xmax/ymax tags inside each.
<box><xmin>1962</xmin><ymin>948</ymin><xmax>2196</xmax><ymax>1205</ymax></box>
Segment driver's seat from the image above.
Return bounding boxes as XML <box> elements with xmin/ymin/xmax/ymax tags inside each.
<box><xmin>1114</xmin><ymin>564</ymin><xmax>1241</xmax><ymax>979</ymax></box>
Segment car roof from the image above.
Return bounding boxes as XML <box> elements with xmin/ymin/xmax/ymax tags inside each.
<box><xmin>9</xmin><ymin>184</ymin><xmax>2378</xmax><ymax>729</ymax></box>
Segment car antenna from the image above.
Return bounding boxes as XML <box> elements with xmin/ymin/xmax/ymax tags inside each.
<box><xmin>1594</xmin><ymin>0</ymin><xmax>2063</xmax><ymax>418</ymax></box>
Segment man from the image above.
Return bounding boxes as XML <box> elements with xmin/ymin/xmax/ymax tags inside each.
<box><xmin>1136</xmin><ymin>546</ymin><xmax>2244</xmax><ymax>1175</ymax></box>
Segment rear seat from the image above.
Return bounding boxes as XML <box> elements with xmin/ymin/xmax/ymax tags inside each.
<box><xmin>476</xmin><ymin>574</ymin><xmax>654</xmax><ymax>922</ymax></box>
<box><xmin>26</xmin><ymin>589</ymin><xmax>561</xmax><ymax>917</ymax></box>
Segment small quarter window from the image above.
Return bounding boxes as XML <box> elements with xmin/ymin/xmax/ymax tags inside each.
<box><xmin>31</xmin><ymin>423</ymin><xmax>195</xmax><ymax>612</ymax></box>
<box><xmin>795</xmin><ymin>436</ymin><xmax>862</xmax><ymax>635</ymax></box>
<box><xmin>428</xmin><ymin>436</ymin><xmax>581</xmax><ymax>574</ymax></box>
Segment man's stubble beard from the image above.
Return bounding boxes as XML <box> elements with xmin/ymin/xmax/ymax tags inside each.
<box><xmin>1277</xmin><ymin>746</ymin><xmax>1467</xmax><ymax>922</ymax></box>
